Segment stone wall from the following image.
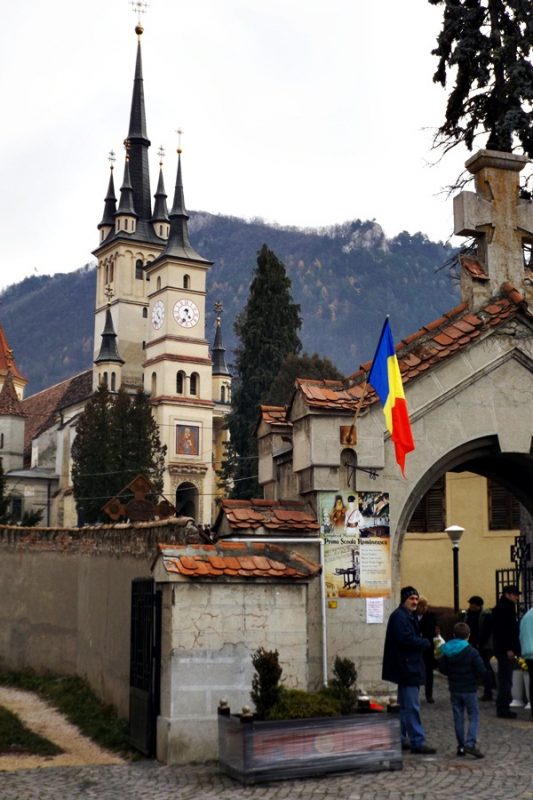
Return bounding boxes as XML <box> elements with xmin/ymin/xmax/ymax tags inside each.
<box><xmin>0</xmin><ymin>519</ymin><xmax>196</xmax><ymax>718</ymax></box>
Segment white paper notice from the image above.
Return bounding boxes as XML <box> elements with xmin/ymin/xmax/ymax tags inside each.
<box><xmin>366</xmin><ymin>597</ymin><xmax>384</xmax><ymax>624</ymax></box>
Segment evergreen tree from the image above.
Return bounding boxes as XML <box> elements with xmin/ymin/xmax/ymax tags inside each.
<box><xmin>227</xmin><ymin>244</ymin><xmax>302</xmax><ymax>498</ymax></box>
<box><xmin>430</xmin><ymin>0</ymin><xmax>533</xmax><ymax>155</ymax></box>
<box><xmin>72</xmin><ymin>385</ymin><xmax>166</xmax><ymax>522</ymax></box>
<box><xmin>268</xmin><ymin>352</ymin><xmax>344</xmax><ymax>407</ymax></box>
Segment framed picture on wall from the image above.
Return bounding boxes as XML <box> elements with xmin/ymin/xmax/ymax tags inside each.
<box><xmin>176</xmin><ymin>424</ymin><xmax>199</xmax><ymax>456</ymax></box>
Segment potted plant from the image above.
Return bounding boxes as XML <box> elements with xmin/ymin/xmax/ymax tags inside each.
<box><xmin>218</xmin><ymin>648</ymin><xmax>402</xmax><ymax>784</ymax></box>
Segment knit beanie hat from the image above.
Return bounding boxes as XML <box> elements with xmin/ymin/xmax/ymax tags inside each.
<box><xmin>400</xmin><ymin>586</ymin><xmax>419</xmax><ymax>604</ymax></box>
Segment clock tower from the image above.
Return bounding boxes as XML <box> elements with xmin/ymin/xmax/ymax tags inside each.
<box><xmin>92</xmin><ymin>23</ymin><xmax>230</xmax><ymax>522</ymax></box>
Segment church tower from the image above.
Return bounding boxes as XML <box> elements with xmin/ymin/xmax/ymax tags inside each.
<box><xmin>92</xmin><ymin>21</ymin><xmax>230</xmax><ymax>522</ymax></box>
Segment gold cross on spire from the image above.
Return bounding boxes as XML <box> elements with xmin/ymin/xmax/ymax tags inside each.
<box><xmin>131</xmin><ymin>1</ymin><xmax>148</xmax><ymax>24</ymax></box>
<box><xmin>108</xmin><ymin>149</ymin><xmax>116</xmax><ymax>170</ymax></box>
<box><xmin>157</xmin><ymin>145</ymin><xmax>165</xmax><ymax>166</ymax></box>
<box><xmin>214</xmin><ymin>301</ymin><xmax>224</xmax><ymax>315</ymax></box>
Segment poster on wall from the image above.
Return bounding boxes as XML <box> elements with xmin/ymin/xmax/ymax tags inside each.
<box><xmin>176</xmin><ymin>424</ymin><xmax>200</xmax><ymax>456</ymax></box>
<box><xmin>318</xmin><ymin>490</ymin><xmax>391</xmax><ymax>598</ymax></box>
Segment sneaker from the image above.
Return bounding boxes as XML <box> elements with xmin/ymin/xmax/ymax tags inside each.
<box><xmin>411</xmin><ymin>744</ymin><xmax>437</xmax><ymax>754</ymax></box>
<box><xmin>497</xmin><ymin>710</ymin><xmax>517</xmax><ymax>719</ymax></box>
<box><xmin>464</xmin><ymin>745</ymin><xmax>484</xmax><ymax>759</ymax></box>
<box><xmin>456</xmin><ymin>746</ymin><xmax>465</xmax><ymax>757</ymax></box>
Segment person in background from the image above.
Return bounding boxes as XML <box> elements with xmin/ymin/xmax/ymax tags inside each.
<box><xmin>438</xmin><ymin>622</ymin><xmax>486</xmax><ymax>758</ymax></box>
<box><xmin>382</xmin><ymin>586</ymin><xmax>436</xmax><ymax>754</ymax></box>
<box><xmin>519</xmin><ymin>607</ymin><xmax>533</xmax><ymax>721</ymax></box>
<box><xmin>416</xmin><ymin>596</ymin><xmax>438</xmax><ymax>703</ymax></box>
<box><xmin>492</xmin><ymin>585</ymin><xmax>521</xmax><ymax>718</ymax></box>
<box><xmin>465</xmin><ymin>595</ymin><xmax>495</xmax><ymax>701</ymax></box>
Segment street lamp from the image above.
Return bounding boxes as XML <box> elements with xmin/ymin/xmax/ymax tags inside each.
<box><xmin>445</xmin><ymin>525</ymin><xmax>465</xmax><ymax>614</ymax></box>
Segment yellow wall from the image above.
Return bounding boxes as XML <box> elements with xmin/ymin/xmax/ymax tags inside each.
<box><xmin>400</xmin><ymin>472</ymin><xmax>516</xmax><ymax>609</ymax></box>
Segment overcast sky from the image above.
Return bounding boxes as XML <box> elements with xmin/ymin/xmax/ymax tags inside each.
<box><xmin>1</xmin><ymin>0</ymin><xmax>473</xmax><ymax>292</ymax></box>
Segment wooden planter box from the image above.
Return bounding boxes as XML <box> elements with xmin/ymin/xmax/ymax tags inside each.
<box><xmin>218</xmin><ymin>709</ymin><xmax>402</xmax><ymax>784</ymax></box>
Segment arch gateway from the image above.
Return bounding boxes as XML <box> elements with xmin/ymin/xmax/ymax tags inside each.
<box><xmin>257</xmin><ymin>149</ymin><xmax>533</xmax><ymax>690</ymax></box>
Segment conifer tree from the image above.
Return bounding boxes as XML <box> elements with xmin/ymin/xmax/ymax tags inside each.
<box><xmin>72</xmin><ymin>385</ymin><xmax>166</xmax><ymax>522</ymax></box>
<box><xmin>227</xmin><ymin>244</ymin><xmax>302</xmax><ymax>498</ymax></box>
<box><xmin>268</xmin><ymin>352</ymin><xmax>343</xmax><ymax>407</ymax></box>
<box><xmin>430</xmin><ymin>0</ymin><xmax>533</xmax><ymax>155</ymax></box>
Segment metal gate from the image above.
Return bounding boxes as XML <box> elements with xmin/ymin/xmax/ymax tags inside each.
<box><xmin>495</xmin><ymin>566</ymin><xmax>533</xmax><ymax>614</ymax></box>
<box><xmin>129</xmin><ymin>578</ymin><xmax>161</xmax><ymax>756</ymax></box>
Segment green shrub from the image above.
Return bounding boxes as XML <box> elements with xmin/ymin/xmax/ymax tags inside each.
<box><xmin>327</xmin><ymin>656</ymin><xmax>358</xmax><ymax>714</ymax></box>
<box><xmin>267</xmin><ymin>687</ymin><xmax>341</xmax><ymax>720</ymax></box>
<box><xmin>250</xmin><ymin>648</ymin><xmax>282</xmax><ymax>720</ymax></box>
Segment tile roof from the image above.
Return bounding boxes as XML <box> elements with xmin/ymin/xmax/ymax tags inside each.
<box><xmin>218</xmin><ymin>498</ymin><xmax>320</xmax><ymax>533</ymax></box>
<box><xmin>22</xmin><ymin>370</ymin><xmax>93</xmax><ymax>458</ymax></box>
<box><xmin>157</xmin><ymin>541</ymin><xmax>321</xmax><ymax>579</ymax></box>
<box><xmin>459</xmin><ymin>254</ymin><xmax>489</xmax><ymax>281</ymax></box>
<box><xmin>292</xmin><ymin>286</ymin><xmax>532</xmax><ymax>413</ymax></box>
<box><xmin>259</xmin><ymin>405</ymin><xmax>290</xmax><ymax>426</ymax></box>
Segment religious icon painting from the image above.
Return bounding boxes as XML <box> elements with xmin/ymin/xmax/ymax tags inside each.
<box><xmin>176</xmin><ymin>424</ymin><xmax>200</xmax><ymax>456</ymax></box>
<box><xmin>340</xmin><ymin>425</ymin><xmax>357</xmax><ymax>446</ymax></box>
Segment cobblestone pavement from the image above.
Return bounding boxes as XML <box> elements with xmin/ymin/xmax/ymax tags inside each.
<box><xmin>1</xmin><ymin>678</ymin><xmax>533</xmax><ymax>800</ymax></box>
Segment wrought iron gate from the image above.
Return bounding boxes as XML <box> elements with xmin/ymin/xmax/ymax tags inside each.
<box><xmin>495</xmin><ymin>566</ymin><xmax>533</xmax><ymax>614</ymax></box>
<box><xmin>129</xmin><ymin>578</ymin><xmax>161</xmax><ymax>756</ymax></box>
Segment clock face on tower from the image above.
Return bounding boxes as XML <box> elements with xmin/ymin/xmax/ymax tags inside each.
<box><xmin>173</xmin><ymin>299</ymin><xmax>200</xmax><ymax>329</ymax></box>
<box><xmin>152</xmin><ymin>300</ymin><xmax>165</xmax><ymax>330</ymax></box>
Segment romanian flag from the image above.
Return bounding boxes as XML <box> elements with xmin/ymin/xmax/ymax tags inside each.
<box><xmin>368</xmin><ymin>318</ymin><xmax>415</xmax><ymax>477</ymax></box>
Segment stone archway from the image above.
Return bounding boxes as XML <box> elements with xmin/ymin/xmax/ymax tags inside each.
<box><xmin>175</xmin><ymin>482</ymin><xmax>198</xmax><ymax>518</ymax></box>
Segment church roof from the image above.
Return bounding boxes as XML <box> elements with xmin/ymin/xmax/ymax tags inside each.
<box><xmin>22</xmin><ymin>370</ymin><xmax>93</xmax><ymax>458</ymax></box>
<box><xmin>157</xmin><ymin>541</ymin><xmax>321</xmax><ymax>580</ymax></box>
<box><xmin>0</xmin><ymin>372</ymin><xmax>25</xmax><ymax>417</ymax></box>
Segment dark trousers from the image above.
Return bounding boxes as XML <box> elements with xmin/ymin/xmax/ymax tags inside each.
<box><xmin>496</xmin><ymin>653</ymin><xmax>513</xmax><ymax>713</ymax></box>
<box><xmin>480</xmin><ymin>649</ymin><xmax>496</xmax><ymax>698</ymax></box>
<box><xmin>527</xmin><ymin>659</ymin><xmax>533</xmax><ymax>719</ymax></box>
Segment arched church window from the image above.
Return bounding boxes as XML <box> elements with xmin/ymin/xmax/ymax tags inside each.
<box><xmin>136</xmin><ymin>259</ymin><xmax>144</xmax><ymax>280</ymax></box>
<box><xmin>124</xmin><ymin>219</ymin><xmax>128</xmax><ymax>231</ymax></box>
<box><xmin>103</xmin><ymin>371</ymin><xmax>108</xmax><ymax>386</ymax></box>
<box><xmin>183</xmin><ymin>274</ymin><xmax>191</xmax><ymax>289</ymax></box>
<box><xmin>142</xmin><ymin>307</ymin><xmax>148</xmax><ymax>318</ymax></box>
<box><xmin>407</xmin><ymin>476</ymin><xmax>446</xmax><ymax>532</ymax></box>
<box><xmin>176</xmin><ymin>482</ymin><xmax>198</xmax><ymax>518</ymax></box>
<box><xmin>157</xmin><ymin>276</ymin><xmax>161</xmax><ymax>291</ymax></box>
<box><xmin>190</xmin><ymin>372</ymin><xmax>199</xmax><ymax>396</ymax></box>
<box><xmin>109</xmin><ymin>263</ymin><xmax>114</xmax><ymax>282</ymax></box>
<box><xmin>0</xmin><ymin>433</ymin><xmax>4</xmax><ymax>449</ymax></box>
<box><xmin>151</xmin><ymin>372</ymin><xmax>157</xmax><ymax>396</ymax></box>
<box><xmin>221</xmin><ymin>385</ymin><xmax>225</xmax><ymax>403</ymax></box>
<box><xmin>111</xmin><ymin>372</ymin><xmax>116</xmax><ymax>391</ymax></box>
<box><xmin>176</xmin><ymin>371</ymin><xmax>185</xmax><ymax>394</ymax></box>
<box><xmin>105</xmin><ymin>264</ymin><xmax>109</xmax><ymax>285</ymax></box>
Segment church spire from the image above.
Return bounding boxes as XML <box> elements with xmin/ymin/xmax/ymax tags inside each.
<box><xmin>117</xmin><ymin>153</ymin><xmax>137</xmax><ymax>217</ymax></box>
<box><xmin>124</xmin><ymin>23</ymin><xmax>152</xmax><ymax>220</ymax></box>
<box><xmin>212</xmin><ymin>302</ymin><xmax>230</xmax><ymax>376</ymax></box>
<box><xmin>94</xmin><ymin>290</ymin><xmax>125</xmax><ymax>366</ymax></box>
<box><xmin>152</xmin><ymin>146</ymin><xmax>169</xmax><ymax>226</ymax></box>
<box><xmin>160</xmin><ymin>144</ymin><xmax>209</xmax><ymax>262</ymax></box>
<box><xmin>0</xmin><ymin>372</ymin><xmax>25</xmax><ymax>418</ymax></box>
<box><xmin>98</xmin><ymin>152</ymin><xmax>117</xmax><ymax>233</ymax></box>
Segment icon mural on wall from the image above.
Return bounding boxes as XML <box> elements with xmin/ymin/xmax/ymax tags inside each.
<box><xmin>176</xmin><ymin>424</ymin><xmax>199</xmax><ymax>456</ymax></box>
<box><xmin>318</xmin><ymin>490</ymin><xmax>391</xmax><ymax>598</ymax></box>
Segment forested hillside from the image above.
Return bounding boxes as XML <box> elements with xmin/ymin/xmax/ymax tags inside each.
<box><xmin>1</xmin><ymin>213</ymin><xmax>458</xmax><ymax>395</ymax></box>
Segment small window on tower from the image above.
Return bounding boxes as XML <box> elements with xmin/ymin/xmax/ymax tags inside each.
<box><xmin>176</xmin><ymin>371</ymin><xmax>184</xmax><ymax>394</ymax></box>
<box><xmin>184</xmin><ymin>274</ymin><xmax>191</xmax><ymax>289</ymax></box>
<box><xmin>111</xmin><ymin>372</ymin><xmax>116</xmax><ymax>391</ymax></box>
<box><xmin>136</xmin><ymin>260</ymin><xmax>144</xmax><ymax>280</ymax></box>
<box><xmin>142</xmin><ymin>307</ymin><xmax>148</xmax><ymax>318</ymax></box>
<box><xmin>0</xmin><ymin>433</ymin><xmax>4</xmax><ymax>449</ymax></box>
<box><xmin>151</xmin><ymin>372</ymin><xmax>157</xmax><ymax>395</ymax></box>
<box><xmin>124</xmin><ymin>219</ymin><xmax>128</xmax><ymax>231</ymax></box>
<box><xmin>157</xmin><ymin>277</ymin><xmax>161</xmax><ymax>291</ymax></box>
<box><xmin>190</xmin><ymin>372</ymin><xmax>199</xmax><ymax>396</ymax></box>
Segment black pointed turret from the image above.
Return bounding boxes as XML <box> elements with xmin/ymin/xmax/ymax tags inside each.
<box><xmin>125</xmin><ymin>31</ymin><xmax>152</xmax><ymax>219</ymax></box>
<box><xmin>212</xmin><ymin>315</ymin><xmax>230</xmax><ymax>376</ymax></box>
<box><xmin>152</xmin><ymin>166</ymin><xmax>169</xmax><ymax>222</ymax></box>
<box><xmin>160</xmin><ymin>153</ymin><xmax>209</xmax><ymax>262</ymax></box>
<box><xmin>98</xmin><ymin>167</ymin><xmax>117</xmax><ymax>229</ymax></box>
<box><xmin>117</xmin><ymin>157</ymin><xmax>137</xmax><ymax>217</ymax></box>
<box><xmin>94</xmin><ymin>308</ymin><xmax>125</xmax><ymax>365</ymax></box>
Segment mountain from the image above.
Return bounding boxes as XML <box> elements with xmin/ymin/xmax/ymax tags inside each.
<box><xmin>1</xmin><ymin>213</ymin><xmax>458</xmax><ymax>396</ymax></box>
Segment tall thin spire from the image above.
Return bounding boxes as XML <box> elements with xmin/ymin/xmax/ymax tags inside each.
<box><xmin>94</xmin><ymin>291</ymin><xmax>125</xmax><ymax>365</ymax></box>
<box><xmin>152</xmin><ymin>146</ymin><xmax>169</xmax><ymax>223</ymax></box>
<box><xmin>125</xmin><ymin>23</ymin><xmax>152</xmax><ymax>219</ymax></box>
<box><xmin>160</xmin><ymin>146</ymin><xmax>209</xmax><ymax>262</ymax></box>
<box><xmin>212</xmin><ymin>302</ymin><xmax>230</xmax><ymax>376</ymax></box>
<box><xmin>98</xmin><ymin>152</ymin><xmax>117</xmax><ymax>230</ymax></box>
<box><xmin>117</xmin><ymin>154</ymin><xmax>137</xmax><ymax>216</ymax></box>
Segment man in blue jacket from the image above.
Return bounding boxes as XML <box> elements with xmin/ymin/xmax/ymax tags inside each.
<box><xmin>382</xmin><ymin>586</ymin><xmax>436</xmax><ymax>754</ymax></box>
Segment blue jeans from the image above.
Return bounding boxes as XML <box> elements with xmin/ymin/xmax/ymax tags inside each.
<box><xmin>496</xmin><ymin>653</ymin><xmax>513</xmax><ymax>713</ymax></box>
<box><xmin>451</xmin><ymin>691</ymin><xmax>479</xmax><ymax>748</ymax></box>
<box><xmin>397</xmin><ymin>684</ymin><xmax>426</xmax><ymax>748</ymax></box>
